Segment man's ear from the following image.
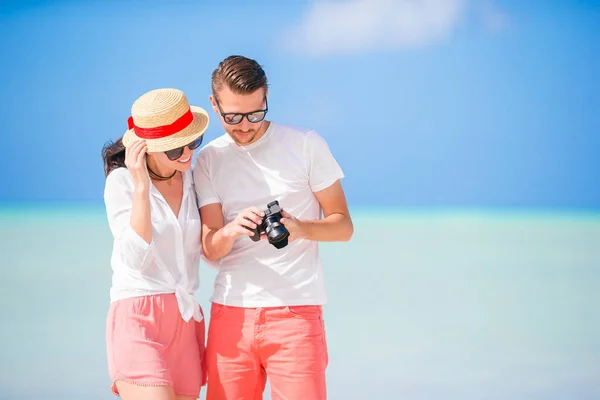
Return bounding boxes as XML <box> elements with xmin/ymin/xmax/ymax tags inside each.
<box><xmin>209</xmin><ymin>95</ymin><xmax>218</xmax><ymax>114</ymax></box>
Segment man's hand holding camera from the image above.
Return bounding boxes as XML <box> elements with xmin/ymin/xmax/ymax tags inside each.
<box><xmin>223</xmin><ymin>201</ymin><xmax>311</xmax><ymax>250</ymax></box>
<box><xmin>279</xmin><ymin>209</ymin><xmax>305</xmax><ymax>242</ymax></box>
<box><xmin>222</xmin><ymin>207</ymin><xmax>265</xmax><ymax>240</ymax></box>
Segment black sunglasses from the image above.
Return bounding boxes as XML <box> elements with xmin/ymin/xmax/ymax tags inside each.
<box><xmin>214</xmin><ymin>97</ymin><xmax>268</xmax><ymax>125</ymax></box>
<box><xmin>164</xmin><ymin>136</ymin><xmax>203</xmax><ymax>161</ymax></box>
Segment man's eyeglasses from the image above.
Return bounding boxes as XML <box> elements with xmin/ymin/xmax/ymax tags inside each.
<box><xmin>215</xmin><ymin>97</ymin><xmax>268</xmax><ymax>125</ymax></box>
<box><xmin>165</xmin><ymin>136</ymin><xmax>203</xmax><ymax>161</ymax></box>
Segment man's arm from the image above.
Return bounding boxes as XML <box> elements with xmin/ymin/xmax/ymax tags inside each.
<box><xmin>200</xmin><ymin>203</ymin><xmax>265</xmax><ymax>262</ymax></box>
<box><xmin>281</xmin><ymin>179</ymin><xmax>353</xmax><ymax>242</ymax></box>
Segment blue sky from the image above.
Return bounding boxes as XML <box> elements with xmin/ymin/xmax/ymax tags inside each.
<box><xmin>0</xmin><ymin>0</ymin><xmax>599</xmax><ymax>209</ymax></box>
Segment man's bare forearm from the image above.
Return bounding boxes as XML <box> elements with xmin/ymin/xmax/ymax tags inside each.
<box><xmin>300</xmin><ymin>213</ymin><xmax>353</xmax><ymax>242</ymax></box>
<box><xmin>203</xmin><ymin>227</ymin><xmax>237</xmax><ymax>262</ymax></box>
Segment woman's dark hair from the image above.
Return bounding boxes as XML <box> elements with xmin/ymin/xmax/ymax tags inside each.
<box><xmin>211</xmin><ymin>55</ymin><xmax>269</xmax><ymax>98</ymax></box>
<box><xmin>101</xmin><ymin>137</ymin><xmax>126</xmax><ymax>177</ymax></box>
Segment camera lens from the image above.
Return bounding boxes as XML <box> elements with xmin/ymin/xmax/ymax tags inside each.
<box><xmin>264</xmin><ymin>217</ymin><xmax>289</xmax><ymax>243</ymax></box>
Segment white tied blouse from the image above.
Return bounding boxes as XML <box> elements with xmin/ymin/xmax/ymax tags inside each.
<box><xmin>103</xmin><ymin>167</ymin><xmax>203</xmax><ymax>323</ymax></box>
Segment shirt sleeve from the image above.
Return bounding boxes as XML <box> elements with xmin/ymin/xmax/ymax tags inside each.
<box><xmin>103</xmin><ymin>168</ymin><xmax>154</xmax><ymax>270</ymax></box>
<box><xmin>192</xmin><ymin>149</ymin><xmax>221</xmax><ymax>208</ymax></box>
<box><xmin>304</xmin><ymin>130</ymin><xmax>345</xmax><ymax>192</ymax></box>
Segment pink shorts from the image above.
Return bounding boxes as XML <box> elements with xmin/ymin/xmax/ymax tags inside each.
<box><xmin>105</xmin><ymin>293</ymin><xmax>206</xmax><ymax>398</ymax></box>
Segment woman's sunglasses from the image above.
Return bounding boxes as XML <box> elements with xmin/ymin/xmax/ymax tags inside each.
<box><xmin>164</xmin><ymin>136</ymin><xmax>203</xmax><ymax>161</ymax></box>
<box><xmin>215</xmin><ymin>97</ymin><xmax>269</xmax><ymax>125</ymax></box>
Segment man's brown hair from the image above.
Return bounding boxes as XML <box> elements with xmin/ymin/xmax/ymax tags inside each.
<box><xmin>211</xmin><ymin>55</ymin><xmax>269</xmax><ymax>98</ymax></box>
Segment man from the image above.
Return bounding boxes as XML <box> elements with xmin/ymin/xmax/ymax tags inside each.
<box><xmin>193</xmin><ymin>55</ymin><xmax>353</xmax><ymax>400</ymax></box>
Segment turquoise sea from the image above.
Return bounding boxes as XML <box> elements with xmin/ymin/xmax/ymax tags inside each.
<box><xmin>1</xmin><ymin>206</ymin><xmax>599</xmax><ymax>400</ymax></box>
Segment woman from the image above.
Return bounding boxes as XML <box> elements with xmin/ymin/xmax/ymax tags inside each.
<box><xmin>101</xmin><ymin>88</ymin><xmax>209</xmax><ymax>400</ymax></box>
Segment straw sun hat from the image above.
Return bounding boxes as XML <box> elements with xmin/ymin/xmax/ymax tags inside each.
<box><xmin>122</xmin><ymin>88</ymin><xmax>209</xmax><ymax>152</ymax></box>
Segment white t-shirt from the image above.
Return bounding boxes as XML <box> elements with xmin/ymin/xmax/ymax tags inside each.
<box><xmin>192</xmin><ymin>122</ymin><xmax>344</xmax><ymax>307</ymax></box>
<box><xmin>104</xmin><ymin>167</ymin><xmax>203</xmax><ymax>322</ymax></box>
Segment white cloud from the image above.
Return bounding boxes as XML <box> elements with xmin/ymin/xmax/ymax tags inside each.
<box><xmin>282</xmin><ymin>0</ymin><xmax>467</xmax><ymax>56</ymax></box>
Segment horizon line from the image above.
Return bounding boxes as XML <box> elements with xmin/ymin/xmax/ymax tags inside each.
<box><xmin>1</xmin><ymin>200</ymin><xmax>599</xmax><ymax>220</ymax></box>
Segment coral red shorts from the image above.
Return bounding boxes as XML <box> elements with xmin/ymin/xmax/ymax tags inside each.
<box><xmin>205</xmin><ymin>303</ymin><xmax>328</xmax><ymax>400</ymax></box>
<box><xmin>106</xmin><ymin>293</ymin><xmax>206</xmax><ymax>397</ymax></box>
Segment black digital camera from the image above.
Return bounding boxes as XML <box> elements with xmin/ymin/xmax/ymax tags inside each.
<box><xmin>249</xmin><ymin>200</ymin><xmax>290</xmax><ymax>249</ymax></box>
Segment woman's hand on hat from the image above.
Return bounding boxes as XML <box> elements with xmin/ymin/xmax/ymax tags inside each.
<box><xmin>125</xmin><ymin>140</ymin><xmax>150</xmax><ymax>191</ymax></box>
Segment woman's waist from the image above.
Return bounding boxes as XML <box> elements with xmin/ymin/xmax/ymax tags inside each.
<box><xmin>110</xmin><ymin>269</ymin><xmax>199</xmax><ymax>296</ymax></box>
